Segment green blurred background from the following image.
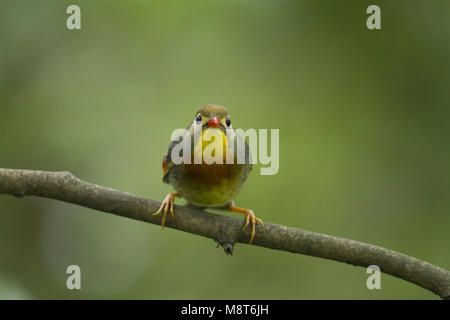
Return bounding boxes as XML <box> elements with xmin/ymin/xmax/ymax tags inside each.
<box><xmin>0</xmin><ymin>0</ymin><xmax>449</xmax><ymax>299</ymax></box>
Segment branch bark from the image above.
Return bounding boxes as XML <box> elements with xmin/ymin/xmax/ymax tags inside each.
<box><xmin>0</xmin><ymin>168</ymin><xmax>448</xmax><ymax>299</ymax></box>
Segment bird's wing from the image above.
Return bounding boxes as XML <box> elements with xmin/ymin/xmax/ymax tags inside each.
<box><xmin>233</xmin><ymin>131</ymin><xmax>253</xmax><ymax>170</ymax></box>
<box><xmin>162</xmin><ymin>134</ymin><xmax>184</xmax><ymax>184</ymax></box>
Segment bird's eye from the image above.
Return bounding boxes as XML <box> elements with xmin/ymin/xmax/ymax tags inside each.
<box><xmin>195</xmin><ymin>114</ymin><xmax>202</xmax><ymax>122</ymax></box>
<box><xmin>226</xmin><ymin>117</ymin><xmax>231</xmax><ymax>127</ymax></box>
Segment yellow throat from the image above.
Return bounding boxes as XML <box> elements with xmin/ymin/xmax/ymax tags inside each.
<box><xmin>193</xmin><ymin>127</ymin><xmax>228</xmax><ymax>164</ymax></box>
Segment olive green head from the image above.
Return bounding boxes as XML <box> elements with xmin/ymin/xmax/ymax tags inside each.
<box><xmin>193</xmin><ymin>104</ymin><xmax>232</xmax><ymax>129</ymax></box>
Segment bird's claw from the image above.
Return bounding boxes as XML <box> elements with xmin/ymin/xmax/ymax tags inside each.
<box><xmin>241</xmin><ymin>209</ymin><xmax>264</xmax><ymax>244</ymax></box>
<box><xmin>153</xmin><ymin>193</ymin><xmax>178</xmax><ymax>229</ymax></box>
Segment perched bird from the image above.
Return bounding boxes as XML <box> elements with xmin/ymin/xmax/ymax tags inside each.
<box><xmin>154</xmin><ymin>104</ymin><xmax>264</xmax><ymax>243</ymax></box>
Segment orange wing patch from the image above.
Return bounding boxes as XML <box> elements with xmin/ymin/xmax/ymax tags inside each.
<box><xmin>162</xmin><ymin>153</ymin><xmax>173</xmax><ymax>176</ymax></box>
<box><xmin>162</xmin><ymin>154</ymin><xmax>167</xmax><ymax>174</ymax></box>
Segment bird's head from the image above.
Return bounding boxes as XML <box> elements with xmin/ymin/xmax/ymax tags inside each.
<box><xmin>193</xmin><ymin>104</ymin><xmax>232</xmax><ymax>132</ymax></box>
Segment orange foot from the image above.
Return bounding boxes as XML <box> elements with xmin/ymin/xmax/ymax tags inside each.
<box><xmin>228</xmin><ymin>204</ymin><xmax>264</xmax><ymax>244</ymax></box>
<box><xmin>153</xmin><ymin>193</ymin><xmax>179</xmax><ymax>229</ymax></box>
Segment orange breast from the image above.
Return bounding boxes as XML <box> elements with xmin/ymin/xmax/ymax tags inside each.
<box><xmin>178</xmin><ymin>161</ymin><xmax>247</xmax><ymax>207</ymax></box>
<box><xmin>182</xmin><ymin>162</ymin><xmax>239</xmax><ymax>188</ymax></box>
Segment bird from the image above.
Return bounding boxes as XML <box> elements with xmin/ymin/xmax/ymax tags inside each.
<box><xmin>154</xmin><ymin>104</ymin><xmax>264</xmax><ymax>244</ymax></box>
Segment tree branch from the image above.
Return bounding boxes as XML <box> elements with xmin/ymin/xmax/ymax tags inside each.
<box><xmin>0</xmin><ymin>168</ymin><xmax>448</xmax><ymax>299</ymax></box>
